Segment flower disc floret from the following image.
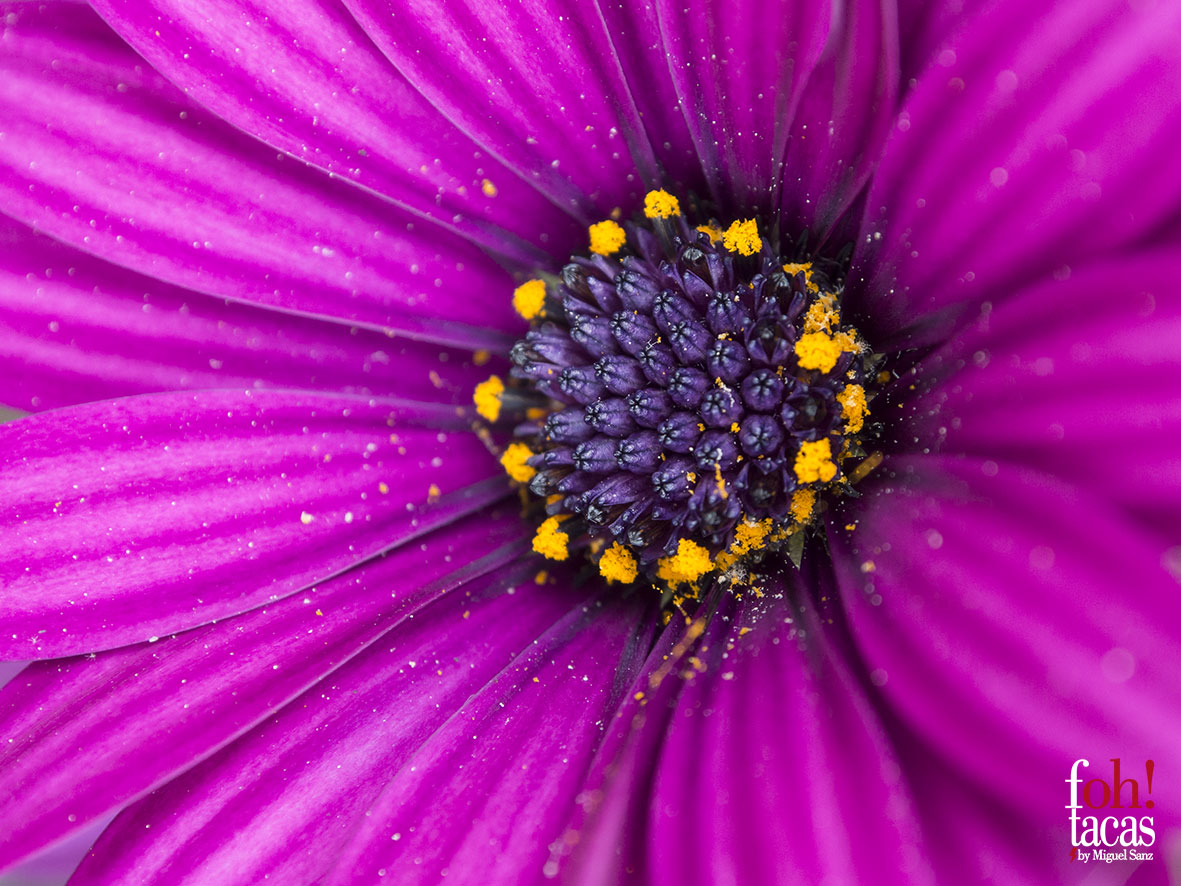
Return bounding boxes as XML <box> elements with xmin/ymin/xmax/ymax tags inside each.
<box><xmin>475</xmin><ymin>190</ymin><xmax>880</xmax><ymax>596</ymax></box>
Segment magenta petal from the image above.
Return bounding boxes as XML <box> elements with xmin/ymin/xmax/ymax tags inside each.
<box><xmin>653</xmin><ymin>0</ymin><xmax>831</xmax><ymax>215</ymax></box>
<box><xmin>834</xmin><ymin>456</ymin><xmax>1181</xmax><ymax>879</ymax></box>
<box><xmin>343</xmin><ymin>0</ymin><xmax>663</xmax><ymax>222</ymax></box>
<box><xmin>0</xmin><ymin>216</ymin><xmax>494</xmax><ymax>412</ymax></box>
<box><xmin>0</xmin><ymin>389</ymin><xmax>504</xmax><ymax>657</ymax></box>
<box><xmin>86</xmin><ymin>0</ymin><xmax>579</xmax><ymax>257</ymax></box>
<box><xmin>320</xmin><ymin>593</ymin><xmax>653</xmax><ymax>885</ymax></box>
<box><xmin>66</xmin><ymin>577</ymin><xmax>597</xmax><ymax>886</ymax></box>
<box><xmin>850</xmin><ymin>0</ymin><xmax>1181</xmax><ymax>337</ymax></box>
<box><xmin>930</xmin><ymin>250</ymin><xmax>1181</xmax><ymax>531</ymax></box>
<box><xmin>565</xmin><ymin>593</ymin><xmax>931</xmax><ymax>885</ymax></box>
<box><xmin>0</xmin><ymin>4</ymin><xmax>520</xmax><ymax>346</ymax></box>
<box><xmin>780</xmin><ymin>0</ymin><xmax>900</xmax><ymax>242</ymax></box>
<box><xmin>0</xmin><ymin>511</ymin><xmax>529</xmax><ymax>874</ymax></box>
<box><xmin>591</xmin><ymin>2</ymin><xmax>701</xmax><ymax>191</ymax></box>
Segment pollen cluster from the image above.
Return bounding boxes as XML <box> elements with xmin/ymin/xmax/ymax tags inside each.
<box><xmin>475</xmin><ymin>191</ymin><xmax>880</xmax><ymax>599</ymax></box>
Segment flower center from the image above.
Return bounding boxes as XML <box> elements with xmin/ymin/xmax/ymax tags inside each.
<box><xmin>475</xmin><ymin>191</ymin><xmax>882</xmax><ymax>602</ymax></box>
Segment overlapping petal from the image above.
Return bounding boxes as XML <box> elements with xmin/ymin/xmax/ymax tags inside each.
<box><xmin>320</xmin><ymin>592</ymin><xmax>652</xmax><ymax>885</ymax></box>
<box><xmin>779</xmin><ymin>0</ymin><xmax>900</xmax><ymax>244</ymax></box>
<box><xmin>0</xmin><ymin>513</ymin><xmax>528</xmax><ymax>872</ymax></box>
<box><xmin>86</xmin><ymin>0</ymin><xmax>580</xmax><ymax>259</ymax></box>
<box><xmin>927</xmin><ymin>250</ymin><xmax>1181</xmax><ymax>531</ymax></box>
<box><xmin>833</xmin><ymin>456</ymin><xmax>1181</xmax><ymax>879</ymax></box>
<box><xmin>850</xmin><ymin>0</ymin><xmax>1181</xmax><ymax>342</ymax></box>
<box><xmin>0</xmin><ymin>389</ymin><xmax>503</xmax><ymax>657</ymax></box>
<box><xmin>564</xmin><ymin>591</ymin><xmax>933</xmax><ymax>885</ymax></box>
<box><xmin>0</xmin><ymin>3</ymin><xmax>520</xmax><ymax>347</ymax></box>
<box><xmin>344</xmin><ymin>0</ymin><xmax>667</xmax><ymax>221</ymax></box>
<box><xmin>652</xmin><ymin>0</ymin><xmax>830</xmax><ymax>216</ymax></box>
<box><xmin>61</xmin><ymin>570</ymin><xmax>595</xmax><ymax>885</ymax></box>
<box><xmin>0</xmin><ymin>216</ymin><xmax>494</xmax><ymax>412</ymax></box>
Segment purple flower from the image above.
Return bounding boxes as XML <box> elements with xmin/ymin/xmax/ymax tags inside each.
<box><xmin>1</xmin><ymin>0</ymin><xmax>1179</xmax><ymax>883</ymax></box>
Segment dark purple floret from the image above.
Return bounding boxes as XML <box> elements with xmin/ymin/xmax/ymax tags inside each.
<box><xmin>479</xmin><ymin>196</ymin><xmax>879</xmax><ymax>588</ymax></box>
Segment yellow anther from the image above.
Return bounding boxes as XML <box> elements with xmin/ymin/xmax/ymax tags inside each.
<box><xmin>794</xmin><ymin>439</ymin><xmax>838</xmax><ymax>484</ymax></box>
<box><xmin>833</xmin><ymin>329</ymin><xmax>862</xmax><ymax>353</ymax></box>
<box><xmin>783</xmin><ymin>262</ymin><xmax>820</xmax><ymax>293</ymax></box>
<box><xmin>795</xmin><ymin>332</ymin><xmax>843</xmax><ymax>373</ymax></box>
<box><xmin>599</xmin><ymin>543</ymin><xmax>638</xmax><ymax>584</ymax></box>
<box><xmin>837</xmin><ymin>384</ymin><xmax>868</xmax><ymax>434</ymax></box>
<box><xmin>500</xmin><ymin>442</ymin><xmax>536</xmax><ymax>483</ymax></box>
<box><xmin>473</xmin><ymin>375</ymin><xmax>505</xmax><ymax>422</ymax></box>
<box><xmin>512</xmin><ymin>279</ymin><xmax>547</xmax><ymax>321</ymax></box>
<box><xmin>588</xmin><ymin>219</ymin><xmax>626</xmax><ymax>255</ymax></box>
<box><xmin>722</xmin><ymin>218</ymin><xmax>762</xmax><ymax>256</ymax></box>
<box><xmin>731</xmin><ymin>519</ymin><xmax>773</xmax><ymax>556</ymax></box>
<box><xmin>803</xmin><ymin>293</ymin><xmax>840</xmax><ymax>334</ymax></box>
<box><xmin>696</xmin><ymin>224</ymin><xmax>723</xmax><ymax>244</ymax></box>
<box><xmin>716</xmin><ymin>517</ymin><xmax>776</xmax><ymax>571</ymax></box>
<box><xmin>656</xmin><ymin>538</ymin><xmax>714</xmax><ymax>588</ymax></box>
<box><xmin>643</xmin><ymin>189</ymin><xmax>681</xmax><ymax>219</ymax></box>
<box><xmin>791</xmin><ymin>488</ymin><xmax>817</xmax><ymax>523</ymax></box>
<box><xmin>532</xmin><ymin>516</ymin><xmax>570</xmax><ymax>561</ymax></box>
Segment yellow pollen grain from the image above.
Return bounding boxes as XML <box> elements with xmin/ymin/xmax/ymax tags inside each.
<box><xmin>599</xmin><ymin>543</ymin><xmax>638</xmax><ymax>584</ymax></box>
<box><xmin>656</xmin><ymin>538</ymin><xmax>715</xmax><ymax>588</ymax></box>
<box><xmin>795</xmin><ymin>332</ymin><xmax>843</xmax><ymax>373</ymax></box>
<box><xmin>795</xmin><ymin>439</ymin><xmax>838</xmax><ymax>484</ymax></box>
<box><xmin>499</xmin><ymin>442</ymin><xmax>536</xmax><ymax>483</ymax></box>
<box><xmin>588</xmin><ymin>219</ymin><xmax>627</xmax><ymax>255</ymax></box>
<box><xmin>472</xmin><ymin>349</ymin><xmax>491</xmax><ymax>366</ymax></box>
<box><xmin>791</xmin><ymin>488</ymin><xmax>817</xmax><ymax>523</ymax></box>
<box><xmin>643</xmin><ymin>189</ymin><xmax>681</xmax><ymax>219</ymax></box>
<box><xmin>512</xmin><ymin>279</ymin><xmax>547</xmax><ymax>320</ymax></box>
<box><xmin>838</xmin><ymin>384</ymin><xmax>868</xmax><ymax>434</ymax></box>
<box><xmin>696</xmin><ymin>224</ymin><xmax>723</xmax><ymax>244</ymax></box>
<box><xmin>833</xmin><ymin>329</ymin><xmax>861</xmax><ymax>353</ymax></box>
<box><xmin>427</xmin><ymin>483</ymin><xmax>441</xmax><ymax>501</ymax></box>
<box><xmin>532</xmin><ymin>516</ymin><xmax>570</xmax><ymax>561</ymax></box>
<box><xmin>722</xmin><ymin>218</ymin><xmax>762</xmax><ymax>256</ymax></box>
<box><xmin>481</xmin><ymin>178</ymin><xmax>498</xmax><ymax>198</ymax></box>
<box><xmin>534</xmin><ymin>570</ymin><xmax>549</xmax><ymax>585</ymax></box>
<box><xmin>378</xmin><ymin>481</ymin><xmax>390</xmax><ymax>495</ymax></box>
<box><xmin>731</xmin><ymin>518</ymin><xmax>773</xmax><ymax>556</ymax></box>
<box><xmin>783</xmin><ymin>261</ymin><xmax>820</xmax><ymax>293</ymax></box>
<box><xmin>473</xmin><ymin>375</ymin><xmax>505</xmax><ymax>422</ymax></box>
<box><xmin>804</xmin><ymin>293</ymin><xmax>840</xmax><ymax>333</ymax></box>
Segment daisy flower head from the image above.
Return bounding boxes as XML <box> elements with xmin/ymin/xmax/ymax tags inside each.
<box><xmin>1</xmin><ymin>0</ymin><xmax>1179</xmax><ymax>884</ymax></box>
